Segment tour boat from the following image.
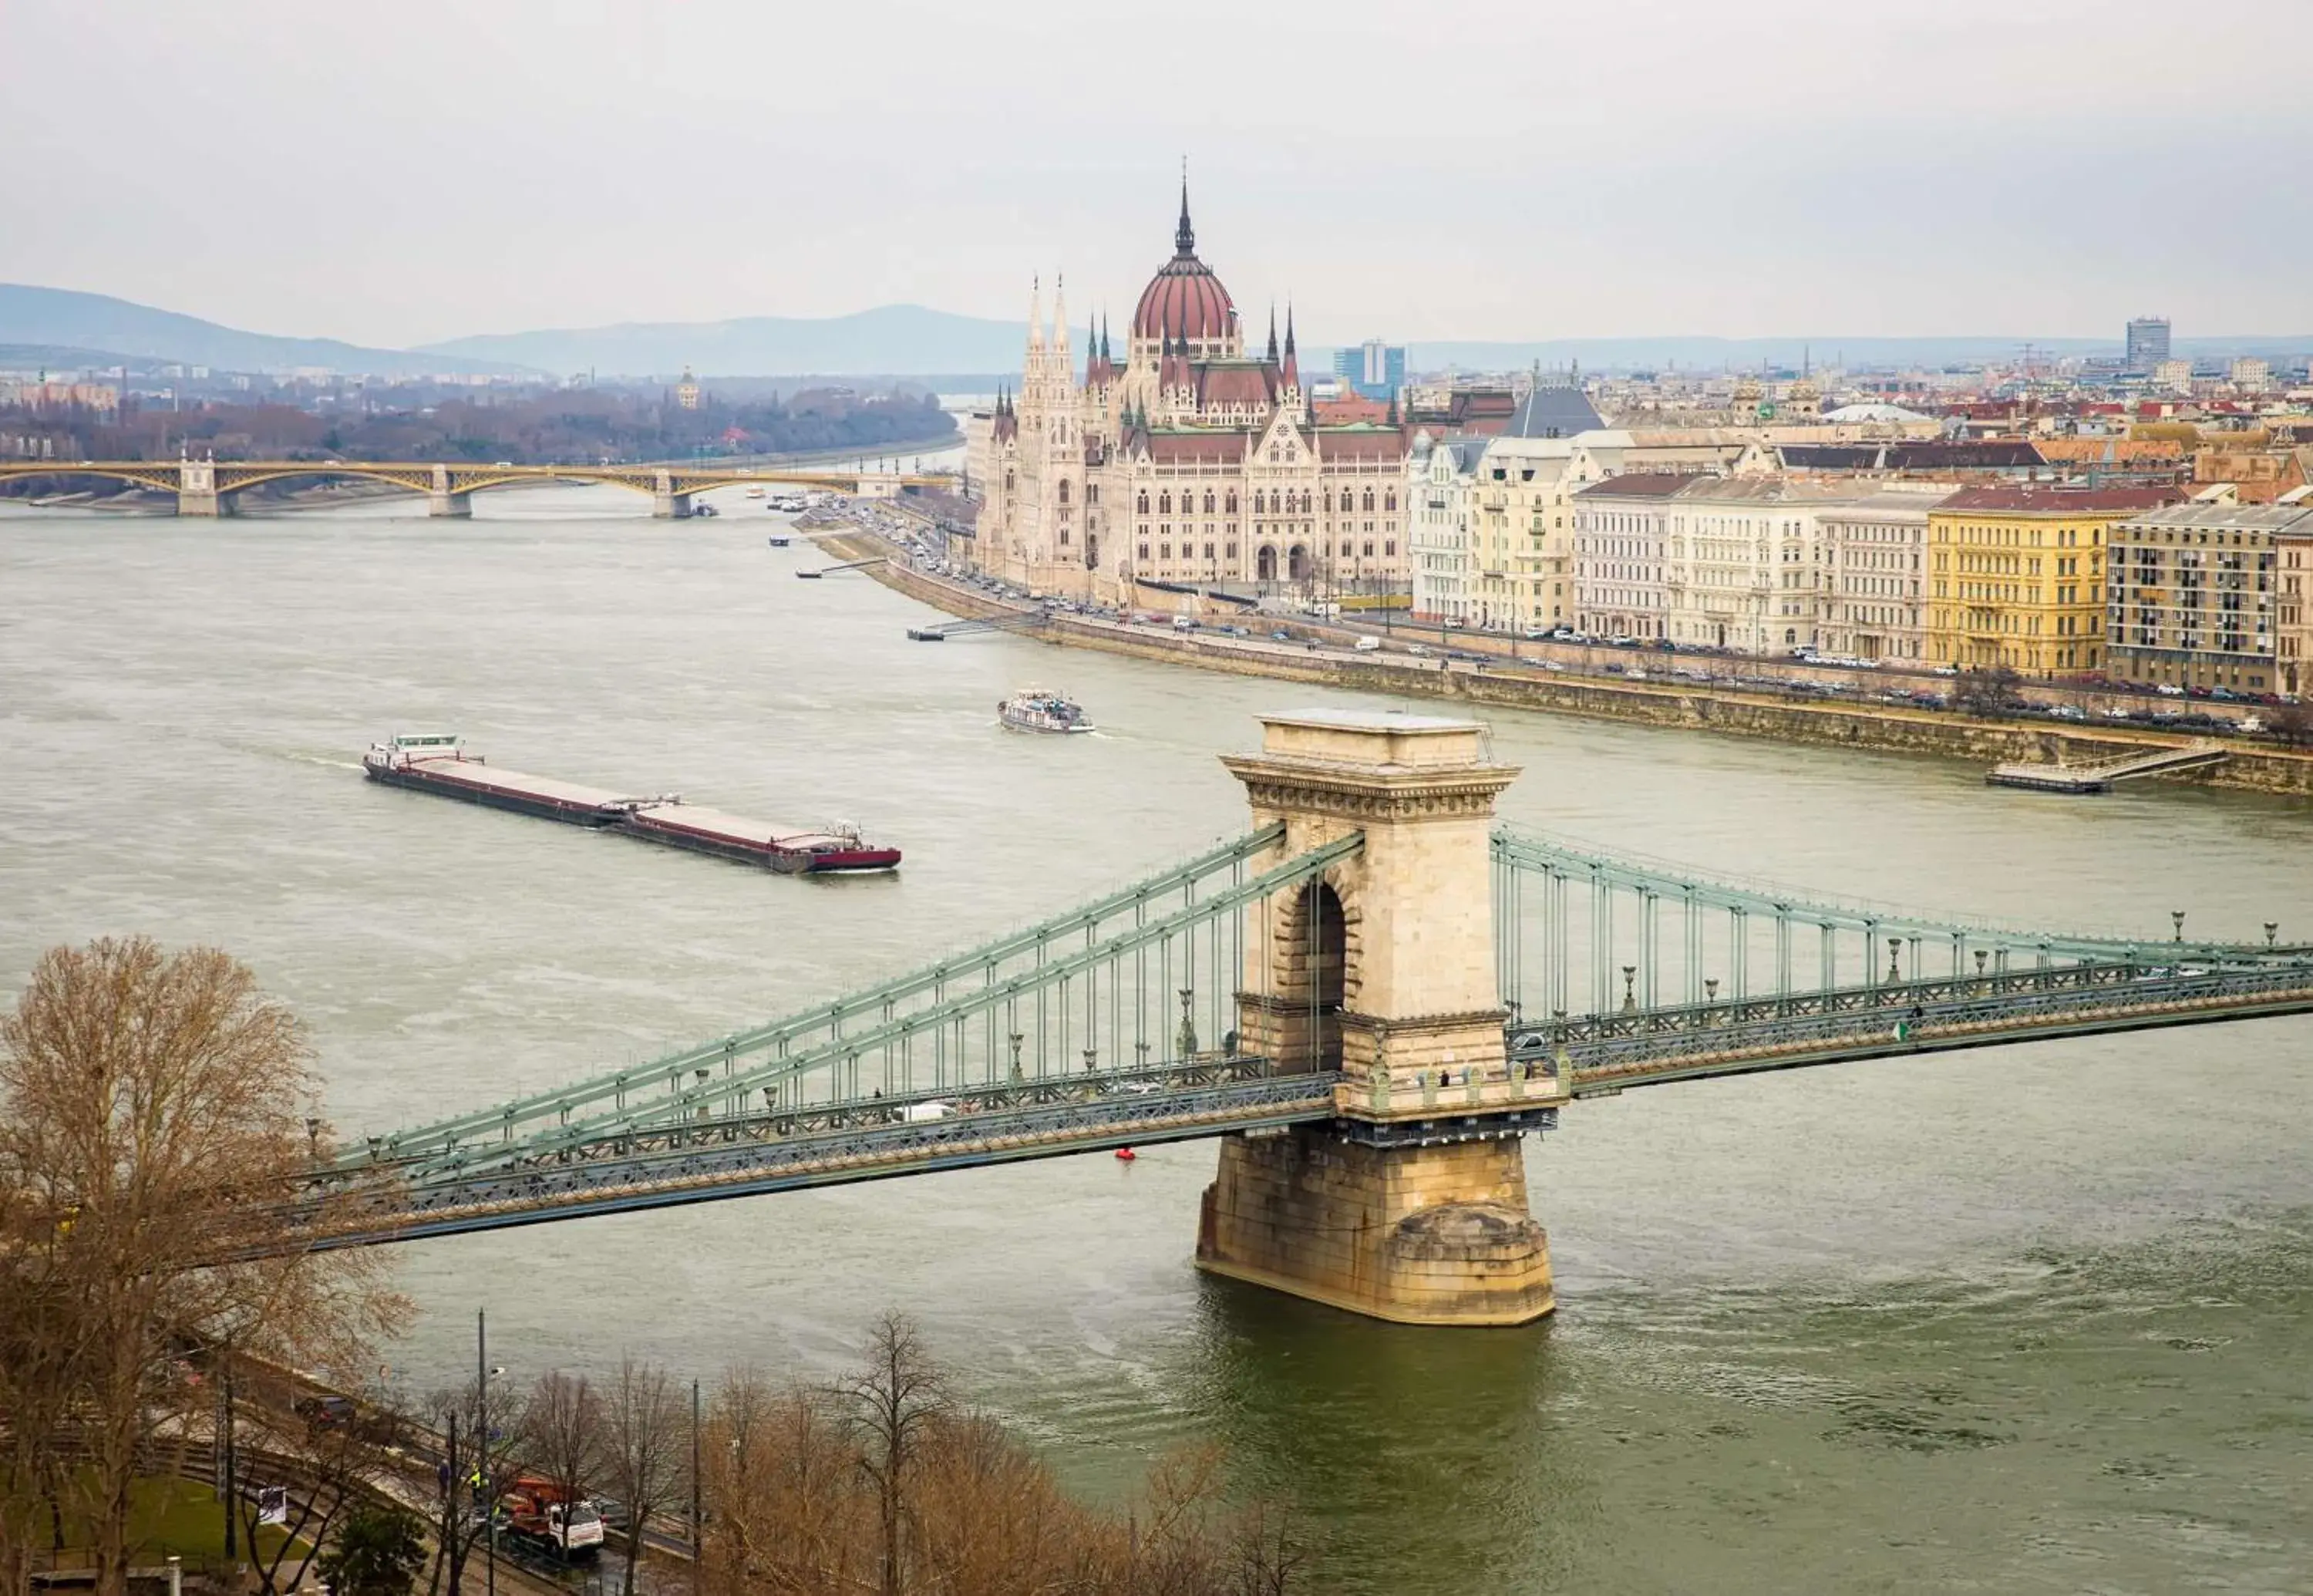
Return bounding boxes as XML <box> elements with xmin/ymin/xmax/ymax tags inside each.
<box><xmin>999</xmin><ymin>689</ymin><xmax>1094</xmax><ymax>735</ymax></box>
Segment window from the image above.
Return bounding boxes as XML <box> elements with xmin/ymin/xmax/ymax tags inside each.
<box><xmin>1225</xmin><ymin>490</ymin><xmax>1239</xmax><ymax>513</ymax></box>
<box><xmin>1204</xmin><ymin>490</ymin><xmax>1216</xmax><ymax>513</ymax></box>
<box><xmin>1058</xmin><ymin>480</ymin><xmax>1070</xmax><ymax>506</ymax></box>
<box><xmin>1159</xmin><ymin>491</ymin><xmax>1172</xmax><ymax>514</ymax></box>
<box><xmin>1136</xmin><ymin>490</ymin><xmax>1150</xmax><ymax>514</ymax></box>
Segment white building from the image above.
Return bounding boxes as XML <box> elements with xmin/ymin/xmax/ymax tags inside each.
<box><xmin>1409</xmin><ymin>433</ymin><xmax>1480</xmax><ymax>625</ymax></box>
<box><xmin>1815</xmin><ymin>487</ymin><xmax>1954</xmax><ymax>662</ymax></box>
<box><xmin>1573</xmin><ymin>473</ymin><xmax>1692</xmax><ymax>639</ymax></box>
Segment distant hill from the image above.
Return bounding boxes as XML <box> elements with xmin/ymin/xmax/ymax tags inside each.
<box><xmin>0</xmin><ymin>285</ymin><xmax>526</xmax><ymax>378</ymax></box>
<box><xmin>419</xmin><ymin>305</ymin><xmax>1029</xmax><ymax>378</ymax></box>
<box><xmin>1400</xmin><ymin>334</ymin><xmax>2313</xmax><ymax>374</ymax></box>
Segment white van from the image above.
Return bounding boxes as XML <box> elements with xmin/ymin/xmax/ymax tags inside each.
<box><xmin>1354</xmin><ymin>636</ymin><xmax>1382</xmax><ymax>652</ymax></box>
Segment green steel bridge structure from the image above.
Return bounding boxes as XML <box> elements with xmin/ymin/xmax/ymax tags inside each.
<box><xmin>287</xmin><ymin>820</ymin><xmax>2313</xmax><ymax>1251</ymax></box>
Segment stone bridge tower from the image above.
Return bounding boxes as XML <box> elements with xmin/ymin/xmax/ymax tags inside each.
<box><xmin>1197</xmin><ymin>709</ymin><xmax>1557</xmax><ymax>1325</ymax></box>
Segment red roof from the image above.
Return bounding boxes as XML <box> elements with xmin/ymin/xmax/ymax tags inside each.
<box><xmin>1315</xmin><ymin>429</ymin><xmax>1403</xmax><ymax>461</ymax></box>
<box><xmin>1195</xmin><ymin>363</ymin><xmax>1277</xmax><ymax>409</ymax></box>
<box><xmin>1577</xmin><ymin>473</ymin><xmax>1709</xmax><ymax>499</ymax></box>
<box><xmin>1934</xmin><ymin>486</ymin><xmax>2182</xmax><ymax>514</ymax></box>
<box><xmin>1143</xmin><ymin>431</ymin><xmax>1248</xmax><ymax>464</ymax></box>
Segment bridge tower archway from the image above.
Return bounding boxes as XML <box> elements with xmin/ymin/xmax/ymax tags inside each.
<box><xmin>1199</xmin><ymin>709</ymin><xmax>1557</xmax><ymax>1326</ymax></box>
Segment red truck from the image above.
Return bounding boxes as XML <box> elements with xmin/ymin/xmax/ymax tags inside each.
<box><xmin>500</xmin><ymin>1476</ymin><xmax>606</xmax><ymax>1557</ymax></box>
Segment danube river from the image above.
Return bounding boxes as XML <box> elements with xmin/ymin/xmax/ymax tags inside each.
<box><xmin>6</xmin><ymin>488</ymin><xmax>2313</xmax><ymax>1594</ymax></box>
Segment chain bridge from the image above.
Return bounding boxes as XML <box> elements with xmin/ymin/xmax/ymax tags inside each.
<box><xmin>293</xmin><ymin>710</ymin><xmax>2313</xmax><ymax>1325</ymax></box>
<box><xmin>0</xmin><ymin>457</ymin><xmax>947</xmax><ymax>518</ymax></box>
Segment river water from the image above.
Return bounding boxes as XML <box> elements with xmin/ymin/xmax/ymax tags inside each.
<box><xmin>5</xmin><ymin>489</ymin><xmax>2312</xmax><ymax>1594</ymax></box>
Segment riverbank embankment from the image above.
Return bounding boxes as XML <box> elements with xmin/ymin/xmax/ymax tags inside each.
<box><xmin>819</xmin><ymin>529</ymin><xmax>2313</xmax><ymax>800</ymax></box>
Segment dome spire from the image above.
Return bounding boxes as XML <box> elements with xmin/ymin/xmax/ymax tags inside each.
<box><xmin>1175</xmin><ymin>158</ymin><xmax>1195</xmax><ymax>257</ymax></box>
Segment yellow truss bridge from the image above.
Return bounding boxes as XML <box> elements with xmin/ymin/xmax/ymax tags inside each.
<box><xmin>0</xmin><ymin>458</ymin><xmax>953</xmax><ymax>518</ymax></box>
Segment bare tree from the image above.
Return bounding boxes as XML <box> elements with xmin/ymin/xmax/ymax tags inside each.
<box><xmin>1954</xmin><ymin>665</ymin><xmax>2025</xmax><ymax>719</ymax></box>
<box><xmin>0</xmin><ymin>938</ymin><xmax>406</xmax><ymax>1596</ymax></box>
<box><xmin>699</xmin><ymin>1375</ymin><xmax>862</xmax><ymax>1596</ymax></box>
<box><xmin>2268</xmin><ymin>699</ymin><xmax>2313</xmax><ymax>747</ymax></box>
<box><xmin>518</xmin><ymin>1370</ymin><xmax>605</xmax><ymax>1532</ymax></box>
<box><xmin>839</xmin><ymin>1312</ymin><xmax>950</xmax><ymax>1596</ymax></box>
<box><xmin>601</xmin><ymin>1355</ymin><xmax>688</xmax><ymax>1596</ymax></box>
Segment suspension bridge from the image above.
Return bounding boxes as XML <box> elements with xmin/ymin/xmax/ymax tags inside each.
<box><xmin>291</xmin><ymin>709</ymin><xmax>2313</xmax><ymax>1325</ymax></box>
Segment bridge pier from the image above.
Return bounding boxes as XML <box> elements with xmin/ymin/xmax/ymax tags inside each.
<box><xmin>1199</xmin><ymin>709</ymin><xmax>1556</xmax><ymax>1325</ymax></box>
<box><xmin>653</xmin><ymin>491</ymin><xmax>693</xmax><ymax>519</ymax></box>
<box><xmin>175</xmin><ymin>458</ymin><xmax>227</xmax><ymax>517</ymax></box>
<box><xmin>1198</xmin><ymin>1130</ymin><xmax>1552</xmax><ymax>1325</ymax></box>
<box><xmin>428</xmin><ymin>491</ymin><xmax>473</xmax><ymax>518</ymax></box>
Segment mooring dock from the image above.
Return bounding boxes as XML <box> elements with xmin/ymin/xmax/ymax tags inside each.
<box><xmin>1986</xmin><ymin>740</ymin><xmax>2231</xmax><ymax>793</ymax></box>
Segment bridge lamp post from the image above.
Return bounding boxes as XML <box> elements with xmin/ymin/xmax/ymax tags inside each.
<box><xmin>2267</xmin><ymin>922</ymin><xmax>2280</xmax><ymax>948</ymax></box>
<box><xmin>2172</xmin><ymin>910</ymin><xmax>2187</xmax><ymax>943</ymax></box>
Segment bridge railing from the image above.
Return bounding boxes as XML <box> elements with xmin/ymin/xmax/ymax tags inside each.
<box><xmin>1492</xmin><ymin>823</ymin><xmax>2301</xmax><ymax>1020</ymax></box>
<box><xmin>1505</xmin><ymin>958</ymin><xmax>2313</xmax><ymax>1083</ymax></box>
<box><xmin>293</xmin><ymin>1059</ymin><xmax>1341</xmax><ymax>1247</ymax></box>
<box><xmin>334</xmin><ymin>824</ymin><xmax>1365</xmax><ymax>1187</ymax></box>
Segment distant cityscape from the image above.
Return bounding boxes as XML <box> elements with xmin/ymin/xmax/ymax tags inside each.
<box><xmin>10</xmin><ymin>256</ymin><xmax>2313</xmax><ymax>705</ymax></box>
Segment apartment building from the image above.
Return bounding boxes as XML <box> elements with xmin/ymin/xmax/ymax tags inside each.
<box><xmin>2106</xmin><ymin>503</ymin><xmax>2313</xmax><ymax>693</ymax></box>
<box><xmin>1815</xmin><ymin>487</ymin><xmax>1954</xmax><ymax>662</ymax></box>
<box><xmin>1924</xmin><ymin>487</ymin><xmax>2180</xmax><ymax>675</ymax></box>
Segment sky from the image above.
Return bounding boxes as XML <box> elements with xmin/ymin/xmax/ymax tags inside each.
<box><xmin>9</xmin><ymin>0</ymin><xmax>2311</xmax><ymax>350</ymax></box>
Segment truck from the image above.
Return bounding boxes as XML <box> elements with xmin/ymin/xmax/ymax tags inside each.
<box><xmin>500</xmin><ymin>1476</ymin><xmax>605</xmax><ymax>1557</ymax></box>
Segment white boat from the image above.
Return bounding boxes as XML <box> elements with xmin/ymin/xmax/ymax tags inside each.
<box><xmin>999</xmin><ymin>689</ymin><xmax>1094</xmax><ymax>734</ymax></box>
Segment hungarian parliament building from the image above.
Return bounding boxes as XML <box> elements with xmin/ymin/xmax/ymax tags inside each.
<box><xmin>966</xmin><ymin>187</ymin><xmax>1409</xmax><ymax>602</ymax></box>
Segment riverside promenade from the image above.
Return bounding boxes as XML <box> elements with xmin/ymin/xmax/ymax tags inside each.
<box><xmin>820</xmin><ymin>525</ymin><xmax>2313</xmax><ymax>800</ymax></box>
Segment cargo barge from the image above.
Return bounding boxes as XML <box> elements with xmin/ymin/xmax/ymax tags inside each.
<box><xmin>362</xmin><ymin>733</ymin><xmax>899</xmax><ymax>874</ymax></box>
<box><xmin>621</xmin><ymin>804</ymin><xmax>900</xmax><ymax>874</ymax></box>
<box><xmin>361</xmin><ymin>733</ymin><xmax>651</xmax><ymax>825</ymax></box>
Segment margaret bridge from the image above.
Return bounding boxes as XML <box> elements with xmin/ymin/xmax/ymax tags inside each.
<box><xmin>286</xmin><ymin>710</ymin><xmax>2313</xmax><ymax>1325</ymax></box>
<box><xmin>0</xmin><ymin>456</ymin><xmax>948</xmax><ymax>519</ymax></box>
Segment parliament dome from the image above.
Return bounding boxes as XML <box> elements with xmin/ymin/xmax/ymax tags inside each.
<box><xmin>1132</xmin><ymin>184</ymin><xmax>1237</xmax><ymax>345</ymax></box>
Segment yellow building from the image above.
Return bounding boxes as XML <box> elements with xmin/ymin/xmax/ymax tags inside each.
<box><xmin>675</xmin><ymin>367</ymin><xmax>702</xmax><ymax>411</ymax></box>
<box><xmin>1925</xmin><ymin>487</ymin><xmax>2179</xmax><ymax>676</ymax></box>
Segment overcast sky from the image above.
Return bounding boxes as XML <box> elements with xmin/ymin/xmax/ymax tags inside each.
<box><xmin>11</xmin><ymin>0</ymin><xmax>2310</xmax><ymax>349</ymax></box>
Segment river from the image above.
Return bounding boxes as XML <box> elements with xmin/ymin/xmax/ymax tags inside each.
<box><xmin>5</xmin><ymin>487</ymin><xmax>2311</xmax><ymax>1594</ymax></box>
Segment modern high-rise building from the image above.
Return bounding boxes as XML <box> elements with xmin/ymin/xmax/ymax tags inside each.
<box><xmin>1333</xmin><ymin>340</ymin><xmax>1406</xmax><ymax>402</ymax></box>
<box><xmin>2125</xmin><ymin>317</ymin><xmax>2171</xmax><ymax>372</ymax></box>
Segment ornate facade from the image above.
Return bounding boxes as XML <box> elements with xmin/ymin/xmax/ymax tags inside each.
<box><xmin>971</xmin><ymin>187</ymin><xmax>1408</xmax><ymax>602</ymax></box>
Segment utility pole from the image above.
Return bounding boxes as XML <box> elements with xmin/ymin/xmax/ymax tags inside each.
<box><xmin>479</xmin><ymin>1309</ymin><xmax>496</xmax><ymax>1596</ymax></box>
<box><xmin>445</xmin><ymin>1410</ymin><xmax>463</xmax><ymax>1596</ymax></box>
<box><xmin>690</xmin><ymin>1379</ymin><xmax>703</xmax><ymax>1596</ymax></box>
<box><xmin>221</xmin><ymin>1345</ymin><xmax>237</xmax><ymax>1559</ymax></box>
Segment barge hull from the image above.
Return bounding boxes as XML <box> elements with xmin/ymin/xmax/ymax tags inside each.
<box><xmin>364</xmin><ymin>761</ymin><xmax>634</xmax><ymax>826</ymax></box>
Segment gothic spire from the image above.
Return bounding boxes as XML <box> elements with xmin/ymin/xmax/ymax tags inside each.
<box><xmin>1174</xmin><ymin>160</ymin><xmax>1195</xmax><ymax>256</ymax></box>
<box><xmin>1266</xmin><ymin>305</ymin><xmax>1278</xmax><ymax>364</ymax></box>
<box><xmin>1284</xmin><ymin>302</ymin><xmax>1296</xmax><ymax>356</ymax></box>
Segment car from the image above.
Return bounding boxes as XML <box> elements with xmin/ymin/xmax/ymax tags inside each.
<box><xmin>1608</xmin><ymin>635</ymin><xmax>1634</xmax><ymax>647</ymax></box>
<box><xmin>2049</xmin><ymin>704</ymin><xmax>2086</xmax><ymax>720</ymax></box>
<box><xmin>295</xmin><ymin>1395</ymin><xmax>357</xmax><ymax>1430</ymax></box>
<box><xmin>2156</xmin><ymin>683</ymin><xmax>2186</xmax><ymax>697</ymax></box>
<box><xmin>1406</xmin><ymin>644</ymin><xmax>1433</xmax><ymax>656</ymax></box>
<box><xmin>1523</xmin><ymin>629</ymin><xmax>1552</xmax><ymax>641</ymax></box>
<box><xmin>1119</xmin><ymin>1079</ymin><xmax>1164</xmax><ymax>1096</ymax></box>
<box><xmin>1354</xmin><ymin>636</ymin><xmax>1382</xmax><ymax>652</ymax></box>
<box><xmin>1271</xmin><ymin>629</ymin><xmax>1292</xmax><ymax>641</ymax></box>
<box><xmin>1540</xmin><ymin>661</ymin><xmax>1567</xmax><ymax>672</ymax></box>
